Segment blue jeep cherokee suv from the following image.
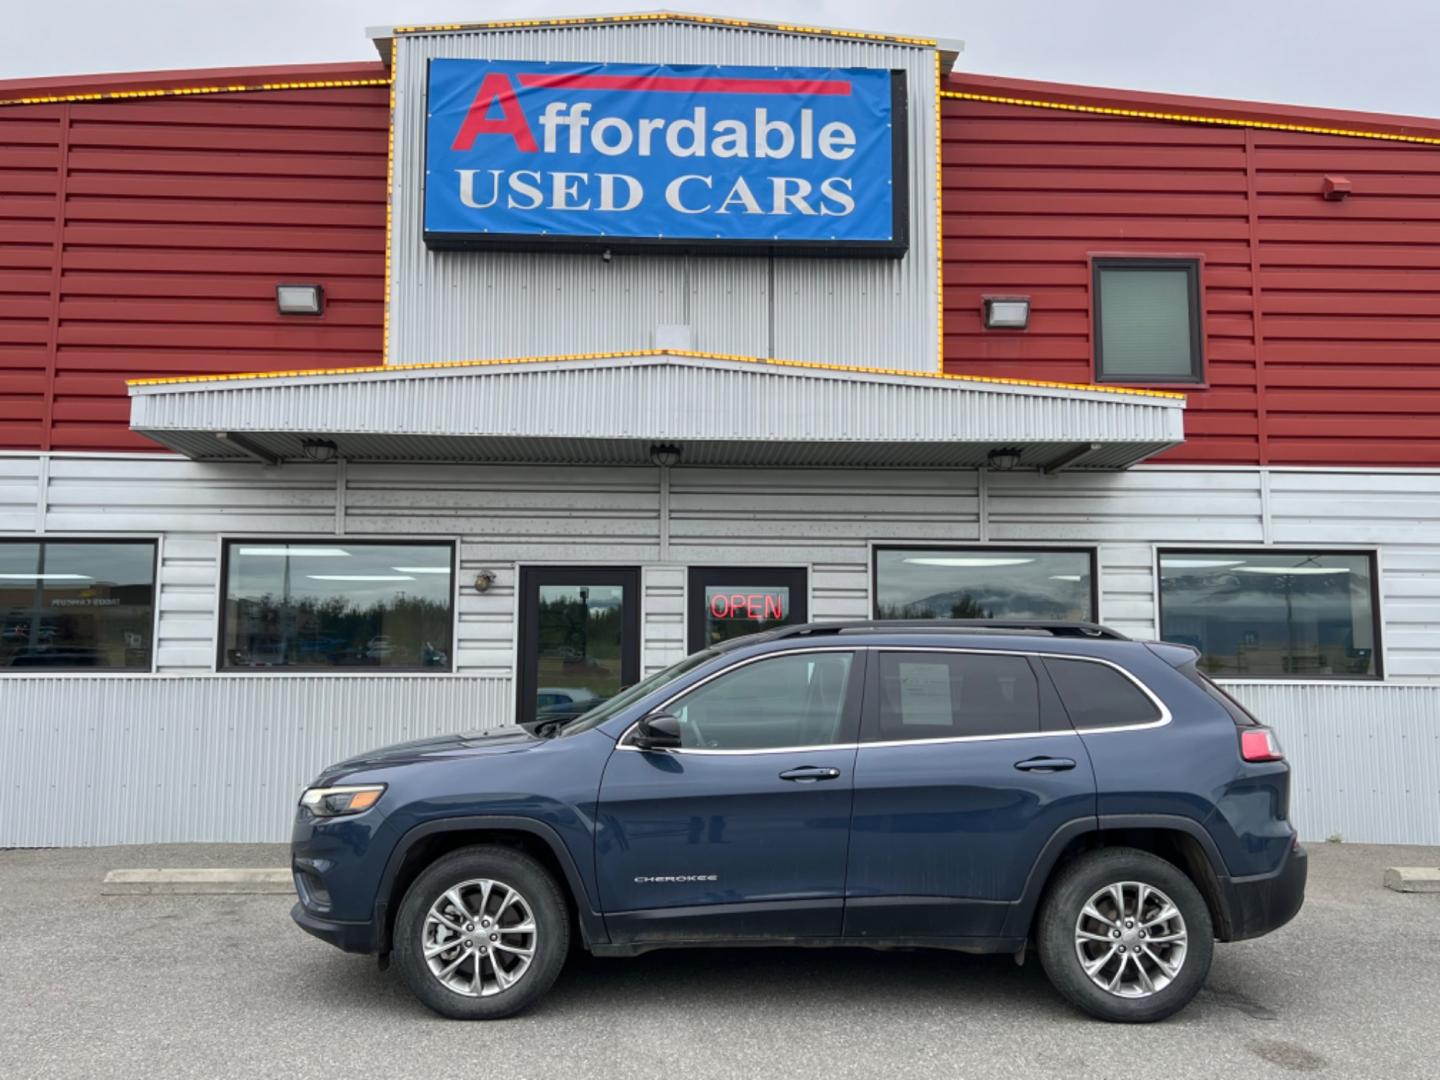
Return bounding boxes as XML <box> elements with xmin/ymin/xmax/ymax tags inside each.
<box><xmin>291</xmin><ymin>620</ymin><xmax>1306</xmax><ymax>1023</ymax></box>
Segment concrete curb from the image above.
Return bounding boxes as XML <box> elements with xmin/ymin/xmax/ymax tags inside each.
<box><xmin>1383</xmin><ymin>867</ymin><xmax>1440</xmax><ymax>894</ymax></box>
<box><xmin>102</xmin><ymin>868</ymin><xmax>292</xmax><ymax>896</ymax></box>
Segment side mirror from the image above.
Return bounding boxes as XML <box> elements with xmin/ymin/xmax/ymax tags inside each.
<box><xmin>631</xmin><ymin>711</ymin><xmax>682</xmax><ymax>751</ymax></box>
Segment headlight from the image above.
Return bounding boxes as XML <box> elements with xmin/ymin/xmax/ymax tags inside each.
<box><xmin>300</xmin><ymin>783</ymin><xmax>386</xmax><ymax>817</ymax></box>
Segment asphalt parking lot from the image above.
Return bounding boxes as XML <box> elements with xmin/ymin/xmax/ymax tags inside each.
<box><xmin>1</xmin><ymin>842</ymin><xmax>1437</xmax><ymax>1079</ymax></box>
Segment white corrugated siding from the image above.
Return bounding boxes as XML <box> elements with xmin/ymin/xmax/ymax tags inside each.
<box><xmin>387</xmin><ymin>23</ymin><xmax>939</xmax><ymax>370</ymax></box>
<box><xmin>1224</xmin><ymin>682</ymin><xmax>1440</xmax><ymax>845</ymax></box>
<box><xmin>0</xmin><ymin>676</ymin><xmax>511</xmax><ymax>846</ymax></box>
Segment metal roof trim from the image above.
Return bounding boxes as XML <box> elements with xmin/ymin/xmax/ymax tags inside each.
<box><xmin>366</xmin><ymin>11</ymin><xmax>937</xmax><ymax>48</ymax></box>
<box><xmin>127</xmin><ymin>350</ymin><xmax>1186</xmax><ymax>406</ymax></box>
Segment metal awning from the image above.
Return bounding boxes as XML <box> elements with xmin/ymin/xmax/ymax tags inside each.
<box><xmin>128</xmin><ymin>352</ymin><xmax>1185</xmax><ymax>470</ymax></box>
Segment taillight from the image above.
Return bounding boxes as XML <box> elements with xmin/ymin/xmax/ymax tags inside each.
<box><xmin>1240</xmin><ymin>727</ymin><xmax>1285</xmax><ymax>763</ymax></box>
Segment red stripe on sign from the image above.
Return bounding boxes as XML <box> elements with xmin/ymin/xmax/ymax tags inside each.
<box><xmin>515</xmin><ymin>73</ymin><xmax>852</xmax><ymax>96</ymax></box>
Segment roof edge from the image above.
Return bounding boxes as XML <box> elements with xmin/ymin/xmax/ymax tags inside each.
<box><xmin>0</xmin><ymin>61</ymin><xmax>388</xmax><ymax>107</ymax></box>
<box><xmin>366</xmin><ymin>10</ymin><xmax>936</xmax><ymax>52</ymax></box>
<box><xmin>946</xmin><ymin>70</ymin><xmax>1440</xmax><ymax>143</ymax></box>
<box><xmin>126</xmin><ymin>349</ymin><xmax>1185</xmax><ymax>403</ymax></box>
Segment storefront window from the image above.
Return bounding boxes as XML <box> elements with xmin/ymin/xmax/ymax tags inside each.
<box><xmin>0</xmin><ymin>540</ymin><xmax>156</xmax><ymax>671</ymax></box>
<box><xmin>1158</xmin><ymin>550</ymin><xmax>1379</xmax><ymax>678</ymax></box>
<box><xmin>874</xmin><ymin>548</ymin><xmax>1094</xmax><ymax>621</ymax></box>
<box><xmin>221</xmin><ymin>542</ymin><xmax>453</xmax><ymax>670</ymax></box>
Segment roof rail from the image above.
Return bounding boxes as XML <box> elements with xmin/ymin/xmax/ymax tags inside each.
<box><xmin>733</xmin><ymin>619</ymin><xmax>1129</xmax><ymax>646</ymax></box>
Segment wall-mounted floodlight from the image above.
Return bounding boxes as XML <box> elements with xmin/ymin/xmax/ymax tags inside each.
<box><xmin>276</xmin><ymin>283</ymin><xmax>324</xmax><ymax>315</ymax></box>
<box><xmin>983</xmin><ymin>297</ymin><xmax>1030</xmax><ymax>330</ymax></box>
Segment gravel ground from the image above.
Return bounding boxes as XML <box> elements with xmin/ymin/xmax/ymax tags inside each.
<box><xmin>1</xmin><ymin>841</ymin><xmax>1437</xmax><ymax>1079</ymax></box>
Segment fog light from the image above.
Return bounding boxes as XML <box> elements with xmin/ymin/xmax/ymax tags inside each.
<box><xmin>983</xmin><ymin>297</ymin><xmax>1030</xmax><ymax>329</ymax></box>
<box><xmin>276</xmin><ymin>283</ymin><xmax>324</xmax><ymax>315</ymax></box>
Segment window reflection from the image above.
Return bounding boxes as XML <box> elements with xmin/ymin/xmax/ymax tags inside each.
<box><xmin>874</xmin><ymin>549</ymin><xmax>1093</xmax><ymax>621</ymax></box>
<box><xmin>1159</xmin><ymin>551</ymin><xmax>1378</xmax><ymax>678</ymax></box>
<box><xmin>222</xmin><ymin>542</ymin><xmax>453</xmax><ymax>670</ymax></box>
<box><xmin>0</xmin><ymin>541</ymin><xmax>156</xmax><ymax>671</ymax></box>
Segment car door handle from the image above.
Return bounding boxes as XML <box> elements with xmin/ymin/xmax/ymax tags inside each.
<box><xmin>1014</xmin><ymin>757</ymin><xmax>1077</xmax><ymax>773</ymax></box>
<box><xmin>778</xmin><ymin>767</ymin><xmax>842</xmax><ymax>783</ymax></box>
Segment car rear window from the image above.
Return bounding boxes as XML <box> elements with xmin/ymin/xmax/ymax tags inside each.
<box><xmin>1043</xmin><ymin>657</ymin><xmax>1160</xmax><ymax>729</ymax></box>
<box><xmin>1179</xmin><ymin>663</ymin><xmax>1259</xmax><ymax>726</ymax></box>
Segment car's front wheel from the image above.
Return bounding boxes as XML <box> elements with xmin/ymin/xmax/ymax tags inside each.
<box><xmin>393</xmin><ymin>845</ymin><xmax>570</xmax><ymax>1019</ymax></box>
<box><xmin>1036</xmin><ymin>847</ymin><xmax>1214</xmax><ymax>1023</ymax></box>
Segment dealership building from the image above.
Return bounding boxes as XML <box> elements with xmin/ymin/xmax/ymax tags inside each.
<box><xmin>2</xmin><ymin>12</ymin><xmax>1438</xmax><ymax>847</ymax></box>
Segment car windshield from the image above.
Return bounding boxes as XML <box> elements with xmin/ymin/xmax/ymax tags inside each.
<box><xmin>555</xmin><ymin>648</ymin><xmax>721</xmax><ymax>737</ymax></box>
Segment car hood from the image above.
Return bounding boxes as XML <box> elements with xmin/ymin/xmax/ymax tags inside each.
<box><xmin>320</xmin><ymin>726</ymin><xmax>541</xmax><ymax>779</ymax></box>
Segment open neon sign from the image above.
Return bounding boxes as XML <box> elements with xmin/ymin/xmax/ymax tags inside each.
<box><xmin>709</xmin><ymin>592</ymin><xmax>787</xmax><ymax>621</ymax></box>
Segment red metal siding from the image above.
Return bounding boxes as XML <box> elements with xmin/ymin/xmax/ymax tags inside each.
<box><xmin>0</xmin><ymin>74</ymin><xmax>388</xmax><ymax>452</ymax></box>
<box><xmin>942</xmin><ymin>84</ymin><xmax>1440</xmax><ymax>467</ymax></box>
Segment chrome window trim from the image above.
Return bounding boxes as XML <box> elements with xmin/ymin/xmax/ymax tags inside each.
<box><xmin>616</xmin><ymin>644</ymin><xmax>1170</xmax><ymax>755</ymax></box>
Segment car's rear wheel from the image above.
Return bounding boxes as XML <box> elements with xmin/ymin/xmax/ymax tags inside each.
<box><xmin>1037</xmin><ymin>847</ymin><xmax>1213</xmax><ymax>1023</ymax></box>
<box><xmin>393</xmin><ymin>845</ymin><xmax>570</xmax><ymax>1019</ymax></box>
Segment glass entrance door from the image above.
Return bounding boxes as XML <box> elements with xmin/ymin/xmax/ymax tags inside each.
<box><xmin>518</xmin><ymin>567</ymin><xmax>640</xmax><ymax>726</ymax></box>
<box><xmin>687</xmin><ymin>567</ymin><xmax>809</xmax><ymax>652</ymax></box>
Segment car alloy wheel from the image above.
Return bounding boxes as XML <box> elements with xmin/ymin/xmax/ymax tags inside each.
<box><xmin>1073</xmin><ymin>880</ymin><xmax>1188</xmax><ymax>998</ymax></box>
<box><xmin>422</xmin><ymin>878</ymin><xmax>538</xmax><ymax>997</ymax></box>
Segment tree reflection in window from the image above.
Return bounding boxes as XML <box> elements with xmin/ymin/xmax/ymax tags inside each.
<box><xmin>222</xmin><ymin>543</ymin><xmax>453</xmax><ymax>670</ymax></box>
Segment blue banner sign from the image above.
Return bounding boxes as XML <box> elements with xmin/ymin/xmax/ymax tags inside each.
<box><xmin>423</xmin><ymin>59</ymin><xmax>907</xmax><ymax>256</ymax></box>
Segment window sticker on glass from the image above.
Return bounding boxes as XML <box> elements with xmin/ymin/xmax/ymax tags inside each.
<box><xmin>896</xmin><ymin>661</ymin><xmax>953</xmax><ymax>726</ymax></box>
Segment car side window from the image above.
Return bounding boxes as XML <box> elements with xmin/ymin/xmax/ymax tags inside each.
<box><xmin>875</xmin><ymin>651</ymin><xmax>1040</xmax><ymax>740</ymax></box>
<box><xmin>1042</xmin><ymin>657</ymin><xmax>1161</xmax><ymax>729</ymax></box>
<box><xmin>666</xmin><ymin>651</ymin><xmax>854</xmax><ymax>750</ymax></box>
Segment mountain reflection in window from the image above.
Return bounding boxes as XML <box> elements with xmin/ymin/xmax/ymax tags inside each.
<box><xmin>1159</xmin><ymin>551</ymin><xmax>1378</xmax><ymax>678</ymax></box>
<box><xmin>222</xmin><ymin>542</ymin><xmax>453</xmax><ymax>670</ymax></box>
<box><xmin>874</xmin><ymin>549</ymin><xmax>1094</xmax><ymax>621</ymax></box>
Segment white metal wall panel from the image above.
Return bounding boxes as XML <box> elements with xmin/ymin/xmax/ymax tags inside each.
<box><xmin>0</xmin><ymin>675</ymin><xmax>512</xmax><ymax>846</ymax></box>
<box><xmin>387</xmin><ymin>24</ymin><xmax>938</xmax><ymax>370</ymax></box>
<box><xmin>156</xmin><ymin>532</ymin><xmax>220</xmax><ymax>672</ymax></box>
<box><xmin>1097</xmin><ymin>543</ymin><xmax>1158</xmax><ymax>638</ymax></box>
<box><xmin>1224</xmin><ymin>682</ymin><xmax>1440</xmax><ymax>845</ymax></box>
<box><xmin>988</xmin><ymin>468</ymin><xmax>1266</xmax><ymax>544</ymax></box>
<box><xmin>0</xmin><ymin>456</ymin><xmax>40</xmax><ymax>531</ymax></box>
<box><xmin>642</xmin><ymin>565</ymin><xmax>687</xmax><ymax>676</ymax></box>
<box><xmin>43</xmin><ymin>456</ymin><xmax>337</xmax><ymax>535</ymax></box>
<box><xmin>0</xmin><ymin>675</ymin><xmax>1433</xmax><ymax>846</ymax></box>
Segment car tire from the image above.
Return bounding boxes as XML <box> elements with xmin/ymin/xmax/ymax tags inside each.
<box><xmin>393</xmin><ymin>845</ymin><xmax>570</xmax><ymax>1020</ymax></box>
<box><xmin>1036</xmin><ymin>847</ymin><xmax>1214</xmax><ymax>1023</ymax></box>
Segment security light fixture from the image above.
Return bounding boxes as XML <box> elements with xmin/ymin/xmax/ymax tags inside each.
<box><xmin>276</xmin><ymin>283</ymin><xmax>324</xmax><ymax>315</ymax></box>
<box><xmin>987</xmin><ymin>447</ymin><xmax>1022</xmax><ymax>471</ymax></box>
<box><xmin>650</xmin><ymin>443</ymin><xmax>682</xmax><ymax>468</ymax></box>
<box><xmin>983</xmin><ymin>296</ymin><xmax>1030</xmax><ymax>330</ymax></box>
<box><xmin>301</xmin><ymin>438</ymin><xmax>338</xmax><ymax>463</ymax></box>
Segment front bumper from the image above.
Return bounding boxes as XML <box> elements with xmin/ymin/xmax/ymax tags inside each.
<box><xmin>1222</xmin><ymin>842</ymin><xmax>1308</xmax><ymax>941</ymax></box>
<box><xmin>291</xmin><ymin>901</ymin><xmax>380</xmax><ymax>954</ymax></box>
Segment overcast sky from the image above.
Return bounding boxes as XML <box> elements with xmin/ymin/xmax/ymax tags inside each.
<box><xmin>7</xmin><ymin>0</ymin><xmax>1440</xmax><ymax>118</ymax></box>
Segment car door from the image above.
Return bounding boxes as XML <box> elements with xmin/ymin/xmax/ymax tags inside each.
<box><xmin>595</xmin><ymin>647</ymin><xmax>863</xmax><ymax>943</ymax></box>
<box><xmin>844</xmin><ymin>647</ymin><xmax>1098</xmax><ymax>940</ymax></box>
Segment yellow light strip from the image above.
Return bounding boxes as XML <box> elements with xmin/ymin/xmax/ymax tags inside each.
<box><xmin>127</xmin><ymin>349</ymin><xmax>1184</xmax><ymax>399</ymax></box>
<box><xmin>940</xmin><ymin>88</ymin><xmax>1440</xmax><ymax>146</ymax></box>
<box><xmin>382</xmin><ymin>39</ymin><xmax>397</xmax><ymax>366</ymax></box>
<box><xmin>933</xmin><ymin>49</ymin><xmax>944</xmax><ymax>373</ymax></box>
<box><xmin>390</xmin><ymin>12</ymin><xmax>935</xmax><ymax>47</ymax></box>
<box><xmin>1</xmin><ymin>77</ymin><xmax>391</xmax><ymax>108</ymax></box>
